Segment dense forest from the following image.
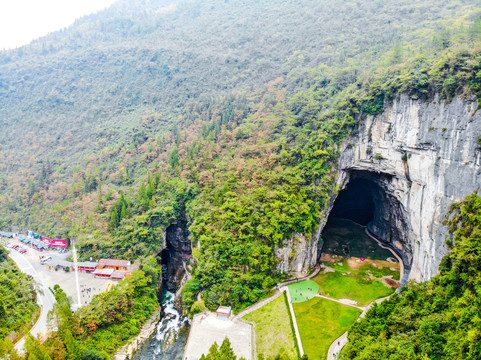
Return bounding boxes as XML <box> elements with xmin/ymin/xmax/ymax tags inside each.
<box><xmin>343</xmin><ymin>193</ymin><xmax>481</xmax><ymax>360</ymax></box>
<box><xmin>1</xmin><ymin>1</ymin><xmax>481</xmax><ymax>357</ymax></box>
<box><xmin>0</xmin><ymin>245</ymin><xmax>39</xmax><ymax>353</ymax></box>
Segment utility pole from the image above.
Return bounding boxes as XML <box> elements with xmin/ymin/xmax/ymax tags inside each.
<box><xmin>72</xmin><ymin>240</ymin><xmax>82</xmax><ymax>310</ymax></box>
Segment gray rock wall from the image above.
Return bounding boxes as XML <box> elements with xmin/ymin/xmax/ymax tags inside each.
<box><xmin>162</xmin><ymin>216</ymin><xmax>192</xmax><ymax>292</ymax></box>
<box><xmin>277</xmin><ymin>94</ymin><xmax>481</xmax><ymax>281</ymax></box>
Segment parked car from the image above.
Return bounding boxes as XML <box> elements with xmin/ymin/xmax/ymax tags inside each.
<box><xmin>40</xmin><ymin>256</ymin><xmax>52</xmax><ymax>264</ymax></box>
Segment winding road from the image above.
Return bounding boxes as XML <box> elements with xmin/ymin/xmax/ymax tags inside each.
<box><xmin>7</xmin><ymin>247</ymin><xmax>56</xmax><ymax>353</ymax></box>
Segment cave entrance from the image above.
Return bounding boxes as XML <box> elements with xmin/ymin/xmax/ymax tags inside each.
<box><xmin>320</xmin><ymin>171</ymin><xmax>402</xmax><ymax>264</ymax></box>
<box><xmin>319</xmin><ymin>170</ymin><xmax>406</xmax><ymax>290</ymax></box>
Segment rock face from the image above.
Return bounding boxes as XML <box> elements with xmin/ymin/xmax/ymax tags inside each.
<box><xmin>161</xmin><ymin>216</ymin><xmax>192</xmax><ymax>292</ymax></box>
<box><xmin>276</xmin><ymin>232</ymin><xmax>319</xmax><ymax>276</ymax></box>
<box><xmin>278</xmin><ymin>94</ymin><xmax>481</xmax><ymax>282</ymax></box>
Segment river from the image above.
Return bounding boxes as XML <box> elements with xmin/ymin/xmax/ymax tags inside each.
<box><xmin>133</xmin><ymin>291</ymin><xmax>189</xmax><ymax>360</ymax></box>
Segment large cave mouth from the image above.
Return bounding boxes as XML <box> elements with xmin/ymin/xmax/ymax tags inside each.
<box><xmin>320</xmin><ymin>171</ymin><xmax>411</xmax><ymax>285</ymax></box>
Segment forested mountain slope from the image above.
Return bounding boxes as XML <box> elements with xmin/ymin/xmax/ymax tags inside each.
<box><xmin>1</xmin><ymin>0</ymin><xmax>481</xmax><ymax>309</ymax></box>
<box><xmin>0</xmin><ymin>0</ymin><xmax>477</xmax><ymax>229</ymax></box>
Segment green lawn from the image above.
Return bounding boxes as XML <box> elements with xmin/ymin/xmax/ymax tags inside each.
<box><xmin>312</xmin><ymin>271</ymin><xmax>394</xmax><ymax>306</ymax></box>
<box><xmin>243</xmin><ymin>293</ymin><xmax>298</xmax><ymax>359</ymax></box>
<box><xmin>294</xmin><ymin>297</ymin><xmax>361</xmax><ymax>360</ymax></box>
<box><xmin>288</xmin><ymin>280</ymin><xmax>320</xmax><ymax>303</ymax></box>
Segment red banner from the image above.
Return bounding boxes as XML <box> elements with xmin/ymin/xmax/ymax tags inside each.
<box><xmin>41</xmin><ymin>237</ymin><xmax>68</xmax><ymax>248</ymax></box>
<box><xmin>50</xmin><ymin>239</ymin><xmax>67</xmax><ymax>248</ymax></box>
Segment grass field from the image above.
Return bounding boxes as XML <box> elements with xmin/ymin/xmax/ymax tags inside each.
<box><xmin>294</xmin><ymin>297</ymin><xmax>361</xmax><ymax>360</ymax></box>
<box><xmin>288</xmin><ymin>280</ymin><xmax>320</xmax><ymax>303</ymax></box>
<box><xmin>243</xmin><ymin>293</ymin><xmax>298</xmax><ymax>359</ymax></box>
<box><xmin>312</xmin><ymin>270</ymin><xmax>394</xmax><ymax>306</ymax></box>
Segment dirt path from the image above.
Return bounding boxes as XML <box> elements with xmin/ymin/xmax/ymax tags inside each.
<box><xmin>315</xmin><ymin>294</ymin><xmax>365</xmax><ymax>310</ymax></box>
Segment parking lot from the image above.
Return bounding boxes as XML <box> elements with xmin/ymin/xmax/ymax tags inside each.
<box><xmin>4</xmin><ymin>237</ymin><xmax>114</xmax><ymax>306</ymax></box>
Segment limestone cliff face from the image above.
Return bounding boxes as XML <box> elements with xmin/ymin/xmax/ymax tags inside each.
<box><xmin>275</xmin><ymin>232</ymin><xmax>320</xmax><ymax>276</ymax></box>
<box><xmin>161</xmin><ymin>215</ymin><xmax>192</xmax><ymax>292</ymax></box>
<box><xmin>277</xmin><ymin>94</ymin><xmax>481</xmax><ymax>281</ymax></box>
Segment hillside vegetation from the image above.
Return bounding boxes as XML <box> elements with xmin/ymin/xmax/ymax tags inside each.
<box><xmin>0</xmin><ymin>246</ymin><xmax>39</xmax><ymax>352</ymax></box>
<box><xmin>1</xmin><ymin>0</ymin><xmax>481</xmax><ymax>311</ymax></box>
<box><xmin>343</xmin><ymin>192</ymin><xmax>481</xmax><ymax>360</ymax></box>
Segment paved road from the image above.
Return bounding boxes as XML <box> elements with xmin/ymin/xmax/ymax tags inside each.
<box><xmin>7</xmin><ymin>248</ymin><xmax>56</xmax><ymax>353</ymax></box>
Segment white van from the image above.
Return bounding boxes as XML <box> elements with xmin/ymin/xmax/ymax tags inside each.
<box><xmin>40</xmin><ymin>256</ymin><xmax>52</xmax><ymax>264</ymax></box>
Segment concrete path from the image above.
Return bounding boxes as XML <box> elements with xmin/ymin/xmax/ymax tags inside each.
<box><xmin>236</xmin><ymin>286</ymin><xmax>305</xmax><ymax>357</ymax></box>
<box><xmin>327</xmin><ymin>332</ymin><xmax>347</xmax><ymax>360</ymax></box>
<box><xmin>276</xmin><ymin>265</ymin><xmax>321</xmax><ymax>288</ymax></box>
<box><xmin>365</xmin><ymin>228</ymin><xmax>407</xmax><ymax>287</ymax></box>
<box><xmin>324</xmin><ymin>231</ymin><xmax>407</xmax><ymax>360</ymax></box>
<box><xmin>285</xmin><ymin>286</ymin><xmax>304</xmax><ymax>356</ymax></box>
<box><xmin>325</xmin><ymin>294</ymin><xmax>393</xmax><ymax>360</ymax></box>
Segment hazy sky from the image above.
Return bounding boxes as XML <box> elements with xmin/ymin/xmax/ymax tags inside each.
<box><xmin>0</xmin><ymin>0</ymin><xmax>116</xmax><ymax>50</ymax></box>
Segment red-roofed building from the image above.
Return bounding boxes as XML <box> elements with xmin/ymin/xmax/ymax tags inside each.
<box><xmin>96</xmin><ymin>259</ymin><xmax>131</xmax><ymax>271</ymax></box>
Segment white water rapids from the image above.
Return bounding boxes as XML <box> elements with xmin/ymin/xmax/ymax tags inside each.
<box><xmin>134</xmin><ymin>291</ymin><xmax>189</xmax><ymax>360</ymax></box>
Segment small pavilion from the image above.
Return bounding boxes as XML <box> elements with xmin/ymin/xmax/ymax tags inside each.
<box><xmin>216</xmin><ymin>306</ymin><xmax>232</xmax><ymax>319</ymax></box>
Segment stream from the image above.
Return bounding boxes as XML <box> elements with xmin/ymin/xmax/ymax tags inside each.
<box><xmin>133</xmin><ymin>291</ymin><xmax>189</xmax><ymax>360</ymax></box>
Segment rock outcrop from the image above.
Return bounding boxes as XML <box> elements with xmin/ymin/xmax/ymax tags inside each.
<box><xmin>278</xmin><ymin>94</ymin><xmax>481</xmax><ymax>282</ymax></box>
<box><xmin>161</xmin><ymin>216</ymin><xmax>192</xmax><ymax>292</ymax></box>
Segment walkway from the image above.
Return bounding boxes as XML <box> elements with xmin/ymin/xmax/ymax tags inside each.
<box><xmin>325</xmin><ymin>294</ymin><xmax>393</xmax><ymax>360</ymax></box>
<box><xmin>365</xmin><ymin>228</ymin><xmax>408</xmax><ymax>287</ymax></box>
<box><xmin>236</xmin><ymin>266</ymin><xmax>401</xmax><ymax>360</ymax></box>
<box><xmin>285</xmin><ymin>286</ymin><xmax>304</xmax><ymax>356</ymax></box>
<box><xmin>276</xmin><ymin>265</ymin><xmax>321</xmax><ymax>288</ymax></box>
<box><xmin>234</xmin><ymin>286</ymin><xmax>305</xmax><ymax>357</ymax></box>
<box><xmin>327</xmin><ymin>332</ymin><xmax>347</xmax><ymax>360</ymax></box>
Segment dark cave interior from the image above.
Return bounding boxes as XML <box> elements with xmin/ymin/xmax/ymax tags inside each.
<box><xmin>330</xmin><ymin>177</ymin><xmax>376</xmax><ymax>226</ymax></box>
